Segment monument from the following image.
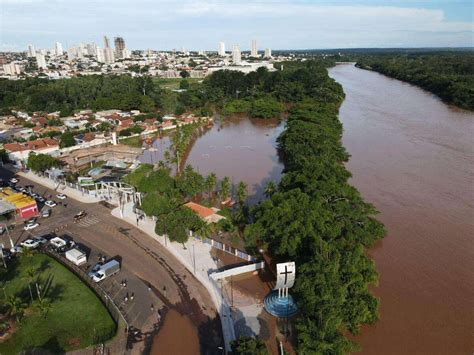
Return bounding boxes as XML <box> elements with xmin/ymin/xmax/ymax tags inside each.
<box><xmin>263</xmin><ymin>261</ymin><xmax>299</xmax><ymax>318</ymax></box>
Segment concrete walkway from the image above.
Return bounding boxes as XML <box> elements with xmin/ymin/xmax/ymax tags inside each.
<box><xmin>17</xmin><ymin>171</ymin><xmax>101</xmax><ymax>204</ymax></box>
<box><xmin>112</xmin><ymin>202</ymin><xmax>236</xmax><ymax>352</ymax></box>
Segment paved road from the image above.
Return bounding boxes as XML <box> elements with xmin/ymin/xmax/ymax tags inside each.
<box><xmin>0</xmin><ymin>167</ymin><xmax>223</xmax><ymax>354</ymax></box>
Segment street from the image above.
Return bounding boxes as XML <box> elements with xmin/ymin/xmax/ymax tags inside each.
<box><xmin>0</xmin><ymin>167</ymin><xmax>223</xmax><ymax>354</ymax></box>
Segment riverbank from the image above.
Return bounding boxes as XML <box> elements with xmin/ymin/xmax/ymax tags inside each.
<box><xmin>329</xmin><ymin>63</ymin><xmax>474</xmax><ymax>354</ymax></box>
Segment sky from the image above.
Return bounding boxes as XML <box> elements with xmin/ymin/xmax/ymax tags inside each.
<box><xmin>0</xmin><ymin>0</ymin><xmax>473</xmax><ymax>52</ymax></box>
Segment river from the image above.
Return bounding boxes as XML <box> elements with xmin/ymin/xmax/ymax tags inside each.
<box><xmin>329</xmin><ymin>64</ymin><xmax>474</xmax><ymax>354</ymax></box>
<box><xmin>141</xmin><ymin>116</ymin><xmax>285</xmax><ymax>204</ymax></box>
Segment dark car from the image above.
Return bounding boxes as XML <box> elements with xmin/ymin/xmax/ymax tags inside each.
<box><xmin>74</xmin><ymin>211</ymin><xmax>87</xmax><ymax>222</ymax></box>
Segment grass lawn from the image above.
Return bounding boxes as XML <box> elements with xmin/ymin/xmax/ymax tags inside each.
<box><xmin>0</xmin><ymin>253</ymin><xmax>116</xmax><ymax>354</ymax></box>
<box><xmin>119</xmin><ymin>135</ymin><xmax>143</xmax><ymax>148</ymax></box>
<box><xmin>152</xmin><ymin>77</ymin><xmax>202</xmax><ymax>90</ymax></box>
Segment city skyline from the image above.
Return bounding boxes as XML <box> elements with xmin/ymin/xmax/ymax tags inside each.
<box><xmin>1</xmin><ymin>0</ymin><xmax>473</xmax><ymax>52</ymax></box>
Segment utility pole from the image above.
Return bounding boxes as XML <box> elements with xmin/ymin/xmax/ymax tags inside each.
<box><xmin>193</xmin><ymin>244</ymin><xmax>196</xmax><ymax>275</ymax></box>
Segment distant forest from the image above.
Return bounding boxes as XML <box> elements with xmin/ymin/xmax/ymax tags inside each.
<box><xmin>355</xmin><ymin>52</ymin><xmax>474</xmax><ymax>110</ymax></box>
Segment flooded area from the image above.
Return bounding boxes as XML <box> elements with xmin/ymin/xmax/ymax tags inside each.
<box><xmin>329</xmin><ymin>64</ymin><xmax>474</xmax><ymax>354</ymax></box>
<box><xmin>140</xmin><ymin>116</ymin><xmax>285</xmax><ymax>204</ymax></box>
<box><xmin>150</xmin><ymin>309</ymin><xmax>199</xmax><ymax>355</ymax></box>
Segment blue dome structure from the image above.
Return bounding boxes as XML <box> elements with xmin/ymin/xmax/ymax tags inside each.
<box><xmin>264</xmin><ymin>290</ymin><xmax>299</xmax><ymax>318</ymax></box>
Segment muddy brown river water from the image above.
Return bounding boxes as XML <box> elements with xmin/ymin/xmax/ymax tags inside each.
<box><xmin>144</xmin><ymin>64</ymin><xmax>473</xmax><ymax>354</ymax></box>
<box><xmin>329</xmin><ymin>64</ymin><xmax>474</xmax><ymax>354</ymax></box>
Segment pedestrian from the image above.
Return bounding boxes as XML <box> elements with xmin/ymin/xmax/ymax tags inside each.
<box><xmin>150</xmin><ymin>304</ymin><xmax>154</xmax><ymax>312</ymax></box>
<box><xmin>124</xmin><ymin>279</ymin><xmax>127</xmax><ymax>287</ymax></box>
<box><xmin>130</xmin><ymin>293</ymin><xmax>134</xmax><ymax>301</ymax></box>
<box><xmin>148</xmin><ymin>283</ymin><xmax>151</xmax><ymax>292</ymax></box>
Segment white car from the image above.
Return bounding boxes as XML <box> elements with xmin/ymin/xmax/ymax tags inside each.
<box><xmin>10</xmin><ymin>246</ymin><xmax>23</xmax><ymax>254</ymax></box>
<box><xmin>33</xmin><ymin>236</ymin><xmax>48</xmax><ymax>245</ymax></box>
<box><xmin>24</xmin><ymin>222</ymin><xmax>39</xmax><ymax>231</ymax></box>
<box><xmin>42</xmin><ymin>209</ymin><xmax>51</xmax><ymax>218</ymax></box>
<box><xmin>9</xmin><ymin>178</ymin><xmax>18</xmax><ymax>184</ymax></box>
<box><xmin>56</xmin><ymin>194</ymin><xmax>67</xmax><ymax>200</ymax></box>
<box><xmin>21</xmin><ymin>239</ymin><xmax>40</xmax><ymax>249</ymax></box>
<box><xmin>45</xmin><ymin>200</ymin><xmax>57</xmax><ymax>208</ymax></box>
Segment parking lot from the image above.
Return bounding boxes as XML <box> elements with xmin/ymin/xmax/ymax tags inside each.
<box><xmin>0</xmin><ymin>167</ymin><xmax>223</xmax><ymax>353</ymax></box>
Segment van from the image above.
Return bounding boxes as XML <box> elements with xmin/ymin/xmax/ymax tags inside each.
<box><xmin>65</xmin><ymin>248</ymin><xmax>87</xmax><ymax>266</ymax></box>
<box><xmin>91</xmin><ymin>259</ymin><xmax>120</xmax><ymax>282</ymax></box>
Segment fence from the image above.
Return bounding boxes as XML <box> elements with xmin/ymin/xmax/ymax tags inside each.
<box><xmin>202</xmin><ymin>237</ymin><xmax>257</xmax><ymax>262</ymax></box>
<box><xmin>210</xmin><ymin>261</ymin><xmax>265</xmax><ymax>281</ymax></box>
<box><xmin>41</xmin><ymin>249</ymin><xmax>129</xmax><ymax>338</ymax></box>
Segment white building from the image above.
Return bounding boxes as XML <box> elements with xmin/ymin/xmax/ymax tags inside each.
<box><xmin>122</xmin><ymin>48</ymin><xmax>131</xmax><ymax>59</ymax></box>
<box><xmin>218</xmin><ymin>41</ymin><xmax>226</xmax><ymax>56</ymax></box>
<box><xmin>27</xmin><ymin>44</ymin><xmax>36</xmax><ymax>57</ymax></box>
<box><xmin>67</xmin><ymin>47</ymin><xmax>77</xmax><ymax>61</ymax></box>
<box><xmin>2</xmin><ymin>63</ymin><xmax>22</xmax><ymax>75</ymax></box>
<box><xmin>36</xmin><ymin>53</ymin><xmax>47</xmax><ymax>69</ymax></box>
<box><xmin>232</xmin><ymin>44</ymin><xmax>241</xmax><ymax>65</ymax></box>
<box><xmin>251</xmin><ymin>39</ymin><xmax>258</xmax><ymax>57</ymax></box>
<box><xmin>96</xmin><ymin>47</ymin><xmax>105</xmax><ymax>62</ymax></box>
<box><xmin>103</xmin><ymin>47</ymin><xmax>115</xmax><ymax>64</ymax></box>
<box><xmin>55</xmin><ymin>42</ymin><xmax>63</xmax><ymax>56</ymax></box>
<box><xmin>264</xmin><ymin>48</ymin><xmax>272</xmax><ymax>58</ymax></box>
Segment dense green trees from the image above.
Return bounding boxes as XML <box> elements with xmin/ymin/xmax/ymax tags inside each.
<box><xmin>356</xmin><ymin>52</ymin><xmax>474</xmax><ymax>110</ymax></box>
<box><xmin>27</xmin><ymin>153</ymin><xmax>60</xmax><ymax>172</ymax></box>
<box><xmin>230</xmin><ymin>336</ymin><xmax>268</xmax><ymax>355</ymax></box>
<box><xmin>244</xmin><ymin>60</ymin><xmax>385</xmax><ymax>353</ymax></box>
<box><xmin>59</xmin><ymin>131</ymin><xmax>76</xmax><ymax>148</ymax></box>
<box><xmin>0</xmin><ymin>75</ymin><xmax>160</xmax><ymax>113</ymax></box>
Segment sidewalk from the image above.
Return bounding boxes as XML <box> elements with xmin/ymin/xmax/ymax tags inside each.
<box><xmin>17</xmin><ymin>171</ymin><xmax>102</xmax><ymax>204</ymax></box>
<box><xmin>112</xmin><ymin>202</ymin><xmax>236</xmax><ymax>352</ymax></box>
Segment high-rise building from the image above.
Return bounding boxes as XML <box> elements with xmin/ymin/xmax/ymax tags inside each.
<box><xmin>218</xmin><ymin>42</ymin><xmax>225</xmax><ymax>56</ymax></box>
<box><xmin>96</xmin><ymin>47</ymin><xmax>104</xmax><ymax>62</ymax></box>
<box><xmin>103</xmin><ymin>36</ymin><xmax>110</xmax><ymax>49</ymax></box>
<box><xmin>232</xmin><ymin>44</ymin><xmax>241</xmax><ymax>65</ymax></box>
<box><xmin>114</xmin><ymin>37</ymin><xmax>125</xmax><ymax>58</ymax></box>
<box><xmin>27</xmin><ymin>44</ymin><xmax>36</xmax><ymax>57</ymax></box>
<box><xmin>55</xmin><ymin>42</ymin><xmax>63</xmax><ymax>56</ymax></box>
<box><xmin>36</xmin><ymin>53</ymin><xmax>47</xmax><ymax>69</ymax></box>
<box><xmin>251</xmin><ymin>39</ymin><xmax>257</xmax><ymax>57</ymax></box>
<box><xmin>3</xmin><ymin>63</ymin><xmax>22</xmax><ymax>75</ymax></box>
<box><xmin>103</xmin><ymin>47</ymin><xmax>115</xmax><ymax>64</ymax></box>
<box><xmin>122</xmin><ymin>48</ymin><xmax>131</xmax><ymax>59</ymax></box>
<box><xmin>264</xmin><ymin>48</ymin><xmax>272</xmax><ymax>58</ymax></box>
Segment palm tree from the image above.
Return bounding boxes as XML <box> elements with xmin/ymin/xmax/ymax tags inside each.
<box><xmin>264</xmin><ymin>181</ymin><xmax>277</xmax><ymax>197</ymax></box>
<box><xmin>205</xmin><ymin>173</ymin><xmax>217</xmax><ymax>198</ymax></box>
<box><xmin>220</xmin><ymin>177</ymin><xmax>231</xmax><ymax>201</ymax></box>
<box><xmin>5</xmin><ymin>295</ymin><xmax>24</xmax><ymax>323</ymax></box>
<box><xmin>195</xmin><ymin>220</ymin><xmax>212</xmax><ymax>240</ymax></box>
<box><xmin>237</xmin><ymin>181</ymin><xmax>248</xmax><ymax>205</ymax></box>
<box><xmin>23</xmin><ymin>267</ymin><xmax>36</xmax><ymax>302</ymax></box>
<box><xmin>35</xmin><ymin>298</ymin><xmax>52</xmax><ymax>318</ymax></box>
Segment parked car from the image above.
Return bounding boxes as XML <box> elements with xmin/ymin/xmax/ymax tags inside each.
<box><xmin>90</xmin><ymin>259</ymin><xmax>120</xmax><ymax>282</ymax></box>
<box><xmin>24</xmin><ymin>222</ymin><xmax>39</xmax><ymax>231</ymax></box>
<box><xmin>10</xmin><ymin>246</ymin><xmax>23</xmax><ymax>254</ymax></box>
<box><xmin>45</xmin><ymin>200</ymin><xmax>57</xmax><ymax>208</ymax></box>
<box><xmin>74</xmin><ymin>211</ymin><xmax>87</xmax><ymax>222</ymax></box>
<box><xmin>32</xmin><ymin>236</ymin><xmax>48</xmax><ymax>245</ymax></box>
<box><xmin>65</xmin><ymin>248</ymin><xmax>87</xmax><ymax>266</ymax></box>
<box><xmin>56</xmin><ymin>193</ymin><xmax>67</xmax><ymax>200</ymax></box>
<box><xmin>42</xmin><ymin>209</ymin><xmax>51</xmax><ymax>218</ymax></box>
<box><xmin>20</xmin><ymin>239</ymin><xmax>40</xmax><ymax>249</ymax></box>
<box><xmin>37</xmin><ymin>196</ymin><xmax>46</xmax><ymax>203</ymax></box>
<box><xmin>49</xmin><ymin>236</ymin><xmax>75</xmax><ymax>253</ymax></box>
<box><xmin>9</xmin><ymin>178</ymin><xmax>18</xmax><ymax>184</ymax></box>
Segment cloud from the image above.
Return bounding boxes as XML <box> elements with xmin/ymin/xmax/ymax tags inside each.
<box><xmin>1</xmin><ymin>0</ymin><xmax>472</xmax><ymax>50</ymax></box>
